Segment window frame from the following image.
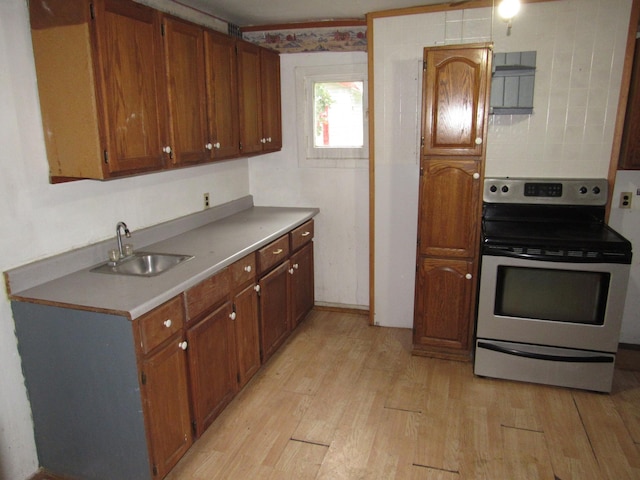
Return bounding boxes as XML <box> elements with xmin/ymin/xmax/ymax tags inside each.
<box><xmin>295</xmin><ymin>64</ymin><xmax>369</xmax><ymax>168</ymax></box>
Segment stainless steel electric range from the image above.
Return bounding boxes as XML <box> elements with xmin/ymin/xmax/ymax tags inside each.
<box><xmin>474</xmin><ymin>178</ymin><xmax>633</xmax><ymax>392</ymax></box>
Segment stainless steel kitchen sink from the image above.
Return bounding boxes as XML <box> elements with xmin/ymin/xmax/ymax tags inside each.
<box><xmin>91</xmin><ymin>252</ymin><xmax>194</xmax><ymax>277</ymax></box>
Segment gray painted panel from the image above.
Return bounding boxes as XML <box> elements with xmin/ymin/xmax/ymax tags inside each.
<box><xmin>12</xmin><ymin>302</ymin><xmax>150</xmax><ymax>480</ymax></box>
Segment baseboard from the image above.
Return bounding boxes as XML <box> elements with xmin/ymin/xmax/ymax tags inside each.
<box><xmin>27</xmin><ymin>469</ymin><xmax>75</xmax><ymax>480</ymax></box>
<box><xmin>313</xmin><ymin>302</ymin><xmax>369</xmax><ymax>316</ymax></box>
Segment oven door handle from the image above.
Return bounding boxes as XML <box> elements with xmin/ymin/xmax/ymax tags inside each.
<box><xmin>477</xmin><ymin>341</ymin><xmax>614</xmax><ymax>363</ymax></box>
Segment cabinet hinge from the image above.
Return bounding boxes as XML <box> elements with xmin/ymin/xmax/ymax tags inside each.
<box><xmin>237</xmin><ymin>372</ymin><xmax>241</xmax><ymax>384</ymax></box>
<box><xmin>161</xmin><ymin>22</ymin><xmax>165</xmax><ymax>36</ymax></box>
<box><xmin>420</xmin><ymin>136</ymin><xmax>425</xmax><ymax>147</ymax></box>
<box><xmin>141</xmin><ymin>372</ymin><xmax>147</xmax><ymax>385</ymax></box>
<box><xmin>152</xmin><ymin>464</ymin><xmax>158</xmax><ymax>476</ymax></box>
<box><xmin>423</xmin><ymin>60</ymin><xmax>427</xmax><ymax>70</ymax></box>
<box><xmin>191</xmin><ymin>420</ymin><xmax>197</xmax><ymax>436</ymax></box>
<box><xmin>419</xmin><ymin>167</ymin><xmax>424</xmax><ymax>176</ymax></box>
<box><xmin>232</xmin><ymin>303</ymin><xmax>237</xmax><ymax>314</ymax></box>
<box><xmin>103</xmin><ymin>150</ymin><xmax>109</xmax><ymax>164</ymax></box>
<box><xmin>89</xmin><ymin>3</ymin><xmax>95</xmax><ymax>20</ymax></box>
<box><xmin>239</xmin><ymin>141</ymin><xmax>243</xmax><ymax>151</ymax></box>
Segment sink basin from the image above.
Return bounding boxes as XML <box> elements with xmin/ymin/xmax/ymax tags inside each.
<box><xmin>91</xmin><ymin>252</ymin><xmax>194</xmax><ymax>277</ymax></box>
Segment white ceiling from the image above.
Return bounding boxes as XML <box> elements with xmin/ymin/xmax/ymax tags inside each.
<box><xmin>177</xmin><ymin>0</ymin><xmax>450</xmax><ymax>26</ymax></box>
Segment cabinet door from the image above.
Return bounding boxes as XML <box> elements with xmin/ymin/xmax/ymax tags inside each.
<box><xmin>259</xmin><ymin>261</ymin><xmax>290</xmax><ymax>362</ymax></box>
<box><xmin>186</xmin><ymin>302</ymin><xmax>237</xmax><ymax>438</ymax></box>
<box><xmin>620</xmin><ymin>38</ymin><xmax>640</xmax><ymax>169</ymax></box>
<box><xmin>290</xmin><ymin>243</ymin><xmax>314</xmax><ymax>329</ymax></box>
<box><xmin>141</xmin><ymin>336</ymin><xmax>192</xmax><ymax>479</ymax></box>
<box><xmin>234</xmin><ymin>283</ymin><xmax>261</xmax><ymax>388</ymax></box>
<box><xmin>418</xmin><ymin>159</ymin><xmax>481</xmax><ymax>258</ymax></box>
<box><xmin>205</xmin><ymin>30</ymin><xmax>240</xmax><ymax>159</ymax></box>
<box><xmin>93</xmin><ymin>0</ymin><xmax>168</xmax><ymax>175</ymax></box>
<box><xmin>260</xmin><ymin>49</ymin><xmax>282</xmax><ymax>152</ymax></box>
<box><xmin>237</xmin><ymin>40</ymin><xmax>264</xmax><ymax>155</ymax></box>
<box><xmin>413</xmin><ymin>258</ymin><xmax>474</xmax><ymax>353</ymax></box>
<box><xmin>422</xmin><ymin>45</ymin><xmax>491</xmax><ymax>156</ymax></box>
<box><xmin>163</xmin><ymin>16</ymin><xmax>208</xmax><ymax>166</ymax></box>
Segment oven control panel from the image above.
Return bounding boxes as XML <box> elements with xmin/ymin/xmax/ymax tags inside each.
<box><xmin>483</xmin><ymin>178</ymin><xmax>608</xmax><ymax>205</ymax></box>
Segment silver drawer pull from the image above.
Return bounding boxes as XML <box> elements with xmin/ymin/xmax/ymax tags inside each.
<box><xmin>301</xmin><ymin>231</ymin><xmax>311</xmax><ymax>237</ymax></box>
<box><xmin>273</xmin><ymin>248</ymin><xmax>283</xmax><ymax>255</ymax></box>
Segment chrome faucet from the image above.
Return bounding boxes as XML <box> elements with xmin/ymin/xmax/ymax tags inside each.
<box><xmin>116</xmin><ymin>221</ymin><xmax>131</xmax><ymax>259</ymax></box>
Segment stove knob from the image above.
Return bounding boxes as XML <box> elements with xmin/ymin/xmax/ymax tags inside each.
<box><xmin>501</xmin><ymin>185</ymin><xmax>509</xmax><ymax>193</ymax></box>
<box><xmin>490</xmin><ymin>185</ymin><xmax>498</xmax><ymax>193</ymax></box>
<box><xmin>592</xmin><ymin>186</ymin><xmax>601</xmax><ymax>195</ymax></box>
<box><xmin>579</xmin><ymin>186</ymin><xmax>588</xmax><ymax>194</ymax></box>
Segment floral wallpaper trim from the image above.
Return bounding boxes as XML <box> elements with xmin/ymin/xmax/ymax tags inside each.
<box><xmin>243</xmin><ymin>26</ymin><xmax>368</xmax><ymax>53</ymax></box>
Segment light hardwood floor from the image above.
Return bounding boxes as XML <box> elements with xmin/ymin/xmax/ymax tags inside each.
<box><xmin>166</xmin><ymin>310</ymin><xmax>640</xmax><ymax>480</ymax></box>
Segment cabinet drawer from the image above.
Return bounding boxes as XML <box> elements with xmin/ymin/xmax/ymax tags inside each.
<box><xmin>139</xmin><ymin>296</ymin><xmax>185</xmax><ymax>355</ymax></box>
<box><xmin>291</xmin><ymin>220</ymin><xmax>314</xmax><ymax>251</ymax></box>
<box><xmin>229</xmin><ymin>253</ymin><xmax>256</xmax><ymax>289</ymax></box>
<box><xmin>257</xmin><ymin>235</ymin><xmax>289</xmax><ymax>274</ymax></box>
<box><xmin>185</xmin><ymin>269</ymin><xmax>230</xmax><ymax>321</ymax></box>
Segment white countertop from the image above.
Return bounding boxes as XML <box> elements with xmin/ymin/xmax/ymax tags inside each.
<box><xmin>7</xmin><ymin>204</ymin><xmax>318</xmax><ymax>319</ymax></box>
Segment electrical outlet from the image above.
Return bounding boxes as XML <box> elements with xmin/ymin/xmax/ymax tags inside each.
<box><xmin>619</xmin><ymin>192</ymin><xmax>632</xmax><ymax>209</ymax></box>
<box><xmin>203</xmin><ymin>192</ymin><xmax>210</xmax><ymax>209</ymax></box>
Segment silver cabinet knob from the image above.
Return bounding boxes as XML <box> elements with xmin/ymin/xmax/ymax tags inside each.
<box><xmin>475</xmin><ymin>137</ymin><xmax>483</xmax><ymax>145</ymax></box>
<box><xmin>178</xmin><ymin>341</ymin><xmax>188</xmax><ymax>350</ymax></box>
<box><xmin>163</xmin><ymin>319</ymin><xmax>172</xmax><ymax>328</ymax></box>
<box><xmin>473</xmin><ymin>172</ymin><xmax>480</xmax><ymax>180</ymax></box>
<box><xmin>205</xmin><ymin>143</ymin><xmax>213</xmax><ymax>150</ymax></box>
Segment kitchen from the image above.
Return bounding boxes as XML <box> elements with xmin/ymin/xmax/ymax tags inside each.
<box><xmin>0</xmin><ymin>0</ymin><xmax>639</xmax><ymax>479</ymax></box>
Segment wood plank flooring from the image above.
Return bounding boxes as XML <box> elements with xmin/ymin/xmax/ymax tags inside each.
<box><xmin>165</xmin><ymin>310</ymin><xmax>640</xmax><ymax>480</ymax></box>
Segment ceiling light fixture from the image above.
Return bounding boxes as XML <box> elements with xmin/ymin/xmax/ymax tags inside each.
<box><xmin>497</xmin><ymin>0</ymin><xmax>521</xmax><ymax>36</ymax></box>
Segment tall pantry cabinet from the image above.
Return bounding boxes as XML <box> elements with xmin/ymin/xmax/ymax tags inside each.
<box><xmin>413</xmin><ymin>43</ymin><xmax>492</xmax><ymax>361</ymax></box>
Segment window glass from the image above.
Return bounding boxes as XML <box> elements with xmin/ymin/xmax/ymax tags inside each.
<box><xmin>295</xmin><ymin>64</ymin><xmax>368</xmax><ymax>167</ymax></box>
<box><xmin>313</xmin><ymin>81</ymin><xmax>364</xmax><ymax>148</ymax></box>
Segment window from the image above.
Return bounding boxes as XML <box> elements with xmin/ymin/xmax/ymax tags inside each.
<box><xmin>296</xmin><ymin>64</ymin><xmax>368</xmax><ymax>167</ymax></box>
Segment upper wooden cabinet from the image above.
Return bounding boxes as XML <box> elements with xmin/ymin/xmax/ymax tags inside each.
<box><xmin>260</xmin><ymin>49</ymin><xmax>283</xmax><ymax>152</ymax></box>
<box><xmin>237</xmin><ymin>41</ymin><xmax>282</xmax><ymax>155</ymax></box>
<box><xmin>620</xmin><ymin>38</ymin><xmax>640</xmax><ymax>170</ymax></box>
<box><xmin>421</xmin><ymin>44</ymin><xmax>491</xmax><ymax>157</ymax></box>
<box><xmin>163</xmin><ymin>16</ymin><xmax>209</xmax><ymax>166</ymax></box>
<box><xmin>205</xmin><ymin>30</ymin><xmax>241</xmax><ymax>159</ymax></box>
<box><xmin>30</xmin><ymin>0</ymin><xmax>169</xmax><ymax>181</ymax></box>
<box><xmin>29</xmin><ymin>0</ymin><xmax>281</xmax><ymax>182</ymax></box>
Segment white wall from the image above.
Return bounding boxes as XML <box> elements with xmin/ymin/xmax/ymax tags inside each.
<box><xmin>610</xmin><ymin>170</ymin><xmax>640</xmax><ymax>343</ymax></box>
<box><xmin>0</xmin><ymin>1</ymin><xmax>249</xmax><ymax>478</ymax></box>
<box><xmin>249</xmin><ymin>52</ymin><xmax>370</xmax><ymax>310</ymax></box>
<box><xmin>372</xmin><ymin>0</ymin><xmax>633</xmax><ymax>328</ymax></box>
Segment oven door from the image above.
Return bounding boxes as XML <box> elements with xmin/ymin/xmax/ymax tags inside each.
<box><xmin>476</xmin><ymin>255</ymin><xmax>630</xmax><ymax>353</ymax></box>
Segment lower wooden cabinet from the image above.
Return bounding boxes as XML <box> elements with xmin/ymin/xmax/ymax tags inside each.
<box><xmin>140</xmin><ymin>334</ymin><xmax>192</xmax><ymax>478</ymax></box>
<box><xmin>137</xmin><ymin>296</ymin><xmax>192</xmax><ymax>479</ymax></box>
<box><xmin>413</xmin><ymin>258</ymin><xmax>475</xmax><ymax>359</ymax></box>
<box><xmin>186</xmin><ymin>301</ymin><xmax>237</xmax><ymax>438</ymax></box>
<box><xmin>259</xmin><ymin>260</ymin><xmax>291</xmax><ymax>362</ymax></box>
<box><xmin>290</xmin><ymin>242</ymin><xmax>314</xmax><ymax>329</ymax></box>
<box><xmin>234</xmin><ymin>282</ymin><xmax>261</xmax><ymax>388</ymax></box>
